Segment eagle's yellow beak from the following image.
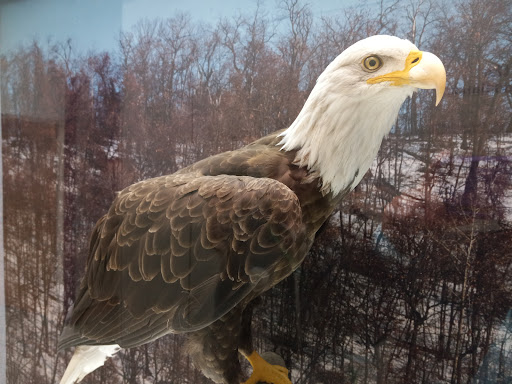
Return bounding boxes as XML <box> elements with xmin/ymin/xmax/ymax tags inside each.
<box><xmin>367</xmin><ymin>50</ymin><xmax>446</xmax><ymax>106</ymax></box>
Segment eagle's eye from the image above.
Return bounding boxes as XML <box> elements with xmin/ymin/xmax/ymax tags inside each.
<box><xmin>363</xmin><ymin>55</ymin><xmax>382</xmax><ymax>72</ymax></box>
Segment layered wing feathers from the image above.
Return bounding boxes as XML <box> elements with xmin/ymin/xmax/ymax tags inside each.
<box><xmin>60</xmin><ymin>174</ymin><xmax>305</xmax><ymax>349</ymax></box>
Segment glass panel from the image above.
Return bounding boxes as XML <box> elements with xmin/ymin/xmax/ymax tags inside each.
<box><xmin>2</xmin><ymin>0</ymin><xmax>511</xmax><ymax>383</ymax></box>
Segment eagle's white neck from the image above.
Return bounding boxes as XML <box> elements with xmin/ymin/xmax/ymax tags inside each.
<box><xmin>278</xmin><ymin>83</ymin><xmax>412</xmax><ymax>196</ymax></box>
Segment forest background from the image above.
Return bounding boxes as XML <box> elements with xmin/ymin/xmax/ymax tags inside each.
<box><xmin>2</xmin><ymin>0</ymin><xmax>512</xmax><ymax>383</ymax></box>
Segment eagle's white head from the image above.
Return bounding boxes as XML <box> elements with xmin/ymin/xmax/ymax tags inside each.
<box><xmin>279</xmin><ymin>35</ymin><xmax>446</xmax><ymax>196</ymax></box>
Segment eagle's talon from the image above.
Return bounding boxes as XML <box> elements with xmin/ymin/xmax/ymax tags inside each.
<box><xmin>274</xmin><ymin>366</ymin><xmax>289</xmax><ymax>374</ymax></box>
<box><xmin>241</xmin><ymin>351</ymin><xmax>291</xmax><ymax>384</ymax></box>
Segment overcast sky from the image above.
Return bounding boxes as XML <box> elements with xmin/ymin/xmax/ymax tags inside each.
<box><xmin>0</xmin><ymin>0</ymin><xmax>364</xmax><ymax>55</ymax></box>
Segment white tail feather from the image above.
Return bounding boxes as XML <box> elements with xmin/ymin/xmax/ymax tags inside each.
<box><xmin>60</xmin><ymin>345</ymin><xmax>121</xmax><ymax>384</ymax></box>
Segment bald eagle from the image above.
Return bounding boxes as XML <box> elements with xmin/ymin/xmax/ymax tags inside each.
<box><xmin>59</xmin><ymin>35</ymin><xmax>445</xmax><ymax>384</ymax></box>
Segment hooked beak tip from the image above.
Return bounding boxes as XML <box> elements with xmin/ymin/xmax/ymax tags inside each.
<box><xmin>410</xmin><ymin>51</ymin><xmax>446</xmax><ymax>106</ymax></box>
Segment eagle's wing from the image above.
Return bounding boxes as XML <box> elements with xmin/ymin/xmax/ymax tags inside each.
<box><xmin>59</xmin><ymin>174</ymin><xmax>305</xmax><ymax>349</ymax></box>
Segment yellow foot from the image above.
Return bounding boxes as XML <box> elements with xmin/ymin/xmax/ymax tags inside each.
<box><xmin>241</xmin><ymin>351</ymin><xmax>291</xmax><ymax>384</ymax></box>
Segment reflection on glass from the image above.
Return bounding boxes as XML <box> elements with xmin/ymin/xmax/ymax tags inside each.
<box><xmin>2</xmin><ymin>0</ymin><xmax>511</xmax><ymax>383</ymax></box>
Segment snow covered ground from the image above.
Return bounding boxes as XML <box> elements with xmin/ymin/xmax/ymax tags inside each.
<box><xmin>5</xmin><ymin>133</ymin><xmax>512</xmax><ymax>383</ymax></box>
